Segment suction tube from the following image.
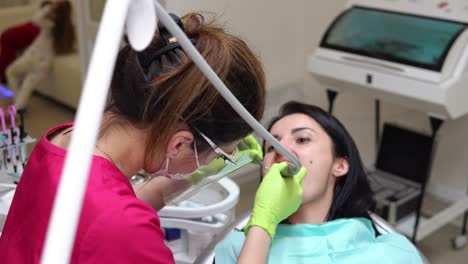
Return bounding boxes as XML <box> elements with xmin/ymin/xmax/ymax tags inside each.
<box><xmin>153</xmin><ymin>1</ymin><xmax>301</xmax><ymax>176</ymax></box>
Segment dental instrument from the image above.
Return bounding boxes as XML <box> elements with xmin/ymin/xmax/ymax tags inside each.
<box><xmin>18</xmin><ymin>109</ymin><xmax>26</xmax><ymax>168</ymax></box>
<box><xmin>19</xmin><ymin>145</ymin><xmax>26</xmax><ymax>170</ymax></box>
<box><xmin>8</xmin><ymin>106</ymin><xmax>18</xmax><ymax>161</ymax></box>
<box><xmin>18</xmin><ymin>109</ymin><xmax>26</xmax><ymax>141</ymax></box>
<box><xmin>0</xmin><ymin>108</ymin><xmax>8</xmax><ymax>167</ymax></box>
<box><xmin>7</xmin><ymin>106</ymin><xmax>17</xmax><ymax>174</ymax></box>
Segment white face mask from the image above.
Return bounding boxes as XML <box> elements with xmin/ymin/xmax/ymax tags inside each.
<box><xmin>148</xmin><ymin>141</ymin><xmax>205</xmax><ymax>180</ymax></box>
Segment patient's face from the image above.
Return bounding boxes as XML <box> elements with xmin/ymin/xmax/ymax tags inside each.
<box><xmin>263</xmin><ymin>113</ymin><xmax>341</xmax><ymax>205</ymax></box>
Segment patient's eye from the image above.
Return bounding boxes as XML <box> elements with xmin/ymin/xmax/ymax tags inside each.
<box><xmin>296</xmin><ymin>137</ymin><xmax>311</xmax><ymax>144</ymax></box>
<box><xmin>266</xmin><ymin>145</ymin><xmax>275</xmax><ymax>153</ymax></box>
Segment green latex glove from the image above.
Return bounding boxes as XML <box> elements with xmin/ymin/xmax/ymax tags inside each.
<box><xmin>237</xmin><ymin>134</ymin><xmax>263</xmax><ymax>161</ymax></box>
<box><xmin>186</xmin><ymin>135</ymin><xmax>262</xmax><ymax>185</ymax></box>
<box><xmin>186</xmin><ymin>157</ymin><xmax>225</xmax><ymax>185</ymax></box>
<box><xmin>244</xmin><ymin>162</ymin><xmax>307</xmax><ymax>239</ymax></box>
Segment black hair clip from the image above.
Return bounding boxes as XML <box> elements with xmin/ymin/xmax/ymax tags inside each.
<box><xmin>138</xmin><ymin>13</ymin><xmax>196</xmax><ymax>69</ymax></box>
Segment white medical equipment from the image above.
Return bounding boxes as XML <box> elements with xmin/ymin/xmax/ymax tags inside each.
<box><xmin>0</xmin><ymin>105</ymin><xmax>35</xmax><ymax>235</ymax></box>
<box><xmin>158</xmin><ymin>177</ymin><xmax>239</xmax><ymax>264</ymax></box>
<box><xmin>41</xmin><ymin>1</ymin><xmax>301</xmax><ymax>263</ymax></box>
<box><xmin>309</xmin><ymin>0</ymin><xmax>468</xmax><ymax>119</ymax></box>
<box><xmin>308</xmin><ymin>0</ymin><xmax>468</xmax><ymax>248</ymax></box>
<box><xmin>0</xmin><ymin>184</ymin><xmax>15</xmax><ymax>233</ymax></box>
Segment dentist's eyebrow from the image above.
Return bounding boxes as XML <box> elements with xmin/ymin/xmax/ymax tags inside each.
<box><xmin>291</xmin><ymin>127</ymin><xmax>316</xmax><ymax>134</ymax></box>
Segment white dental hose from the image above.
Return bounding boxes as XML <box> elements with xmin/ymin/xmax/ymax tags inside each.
<box><xmin>40</xmin><ymin>0</ymin><xmax>135</xmax><ymax>263</ymax></box>
<box><xmin>41</xmin><ymin>1</ymin><xmax>300</xmax><ymax>263</ymax></box>
<box><xmin>153</xmin><ymin>1</ymin><xmax>301</xmax><ymax>175</ymax></box>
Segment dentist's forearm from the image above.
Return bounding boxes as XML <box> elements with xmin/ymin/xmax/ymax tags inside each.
<box><xmin>237</xmin><ymin>226</ymin><xmax>271</xmax><ymax>264</ymax></box>
<box><xmin>134</xmin><ymin>176</ymin><xmax>188</xmax><ymax>211</ymax></box>
<box><xmin>133</xmin><ymin>178</ymin><xmax>165</xmax><ymax>210</ymax></box>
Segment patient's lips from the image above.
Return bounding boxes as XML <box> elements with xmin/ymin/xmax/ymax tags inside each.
<box><xmin>275</xmin><ymin>156</ymin><xmax>291</xmax><ymax>164</ymax></box>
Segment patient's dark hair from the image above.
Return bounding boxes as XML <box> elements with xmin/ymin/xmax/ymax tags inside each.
<box><xmin>265</xmin><ymin>101</ymin><xmax>378</xmax><ymax>232</ymax></box>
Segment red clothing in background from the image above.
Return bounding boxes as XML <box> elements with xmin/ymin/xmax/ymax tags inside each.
<box><xmin>0</xmin><ymin>22</ymin><xmax>40</xmax><ymax>83</ymax></box>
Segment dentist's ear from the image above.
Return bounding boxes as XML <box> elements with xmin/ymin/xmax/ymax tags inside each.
<box><xmin>332</xmin><ymin>157</ymin><xmax>349</xmax><ymax>178</ymax></box>
<box><xmin>165</xmin><ymin>130</ymin><xmax>194</xmax><ymax>157</ymax></box>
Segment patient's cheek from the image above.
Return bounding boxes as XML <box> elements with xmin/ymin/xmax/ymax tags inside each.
<box><xmin>300</xmin><ymin>160</ymin><xmax>321</xmax><ymax>203</ymax></box>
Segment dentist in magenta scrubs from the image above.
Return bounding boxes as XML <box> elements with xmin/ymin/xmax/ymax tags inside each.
<box><xmin>0</xmin><ymin>13</ymin><xmax>306</xmax><ymax>263</ymax></box>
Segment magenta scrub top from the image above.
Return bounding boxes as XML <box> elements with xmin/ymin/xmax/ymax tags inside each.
<box><xmin>0</xmin><ymin>123</ymin><xmax>175</xmax><ymax>263</ymax></box>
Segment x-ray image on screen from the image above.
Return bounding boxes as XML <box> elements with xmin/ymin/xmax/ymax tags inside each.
<box><xmin>322</xmin><ymin>7</ymin><xmax>466</xmax><ymax>71</ymax></box>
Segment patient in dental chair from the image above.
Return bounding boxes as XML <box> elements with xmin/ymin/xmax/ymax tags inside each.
<box><xmin>215</xmin><ymin>101</ymin><xmax>423</xmax><ymax>263</ymax></box>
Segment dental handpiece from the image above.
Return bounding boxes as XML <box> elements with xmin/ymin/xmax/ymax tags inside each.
<box><xmin>0</xmin><ymin>108</ymin><xmax>7</xmax><ymax>136</ymax></box>
<box><xmin>20</xmin><ymin>144</ymin><xmax>26</xmax><ymax>168</ymax></box>
<box><xmin>0</xmin><ymin>108</ymin><xmax>9</xmax><ymax>164</ymax></box>
<box><xmin>238</xmin><ymin>138</ymin><xmax>300</xmax><ymax>177</ymax></box>
<box><xmin>8</xmin><ymin>105</ymin><xmax>19</xmax><ymax>159</ymax></box>
<box><xmin>18</xmin><ymin>108</ymin><xmax>26</xmax><ymax>142</ymax></box>
<box><xmin>8</xmin><ymin>105</ymin><xmax>16</xmax><ymax>129</ymax></box>
<box><xmin>10</xmin><ymin>144</ymin><xmax>17</xmax><ymax>173</ymax></box>
<box><xmin>17</xmin><ymin>109</ymin><xmax>26</xmax><ymax>168</ymax></box>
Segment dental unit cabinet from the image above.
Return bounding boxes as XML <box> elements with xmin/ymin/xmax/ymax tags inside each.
<box><xmin>309</xmin><ymin>0</ymin><xmax>468</xmax><ymax>119</ymax></box>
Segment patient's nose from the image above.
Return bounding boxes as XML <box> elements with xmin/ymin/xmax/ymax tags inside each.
<box><xmin>274</xmin><ymin>138</ymin><xmax>293</xmax><ymax>163</ymax></box>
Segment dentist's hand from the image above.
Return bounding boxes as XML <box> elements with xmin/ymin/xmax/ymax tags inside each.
<box><xmin>187</xmin><ymin>135</ymin><xmax>263</xmax><ymax>185</ymax></box>
<box><xmin>244</xmin><ymin>162</ymin><xmax>307</xmax><ymax>239</ymax></box>
<box><xmin>237</xmin><ymin>134</ymin><xmax>263</xmax><ymax>161</ymax></box>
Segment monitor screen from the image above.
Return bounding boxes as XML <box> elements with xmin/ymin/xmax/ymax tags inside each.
<box><xmin>376</xmin><ymin>124</ymin><xmax>434</xmax><ymax>184</ymax></box>
<box><xmin>321</xmin><ymin>6</ymin><xmax>466</xmax><ymax>71</ymax></box>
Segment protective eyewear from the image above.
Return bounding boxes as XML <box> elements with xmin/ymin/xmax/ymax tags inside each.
<box><xmin>192</xmin><ymin>127</ymin><xmax>238</xmax><ymax>165</ymax></box>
